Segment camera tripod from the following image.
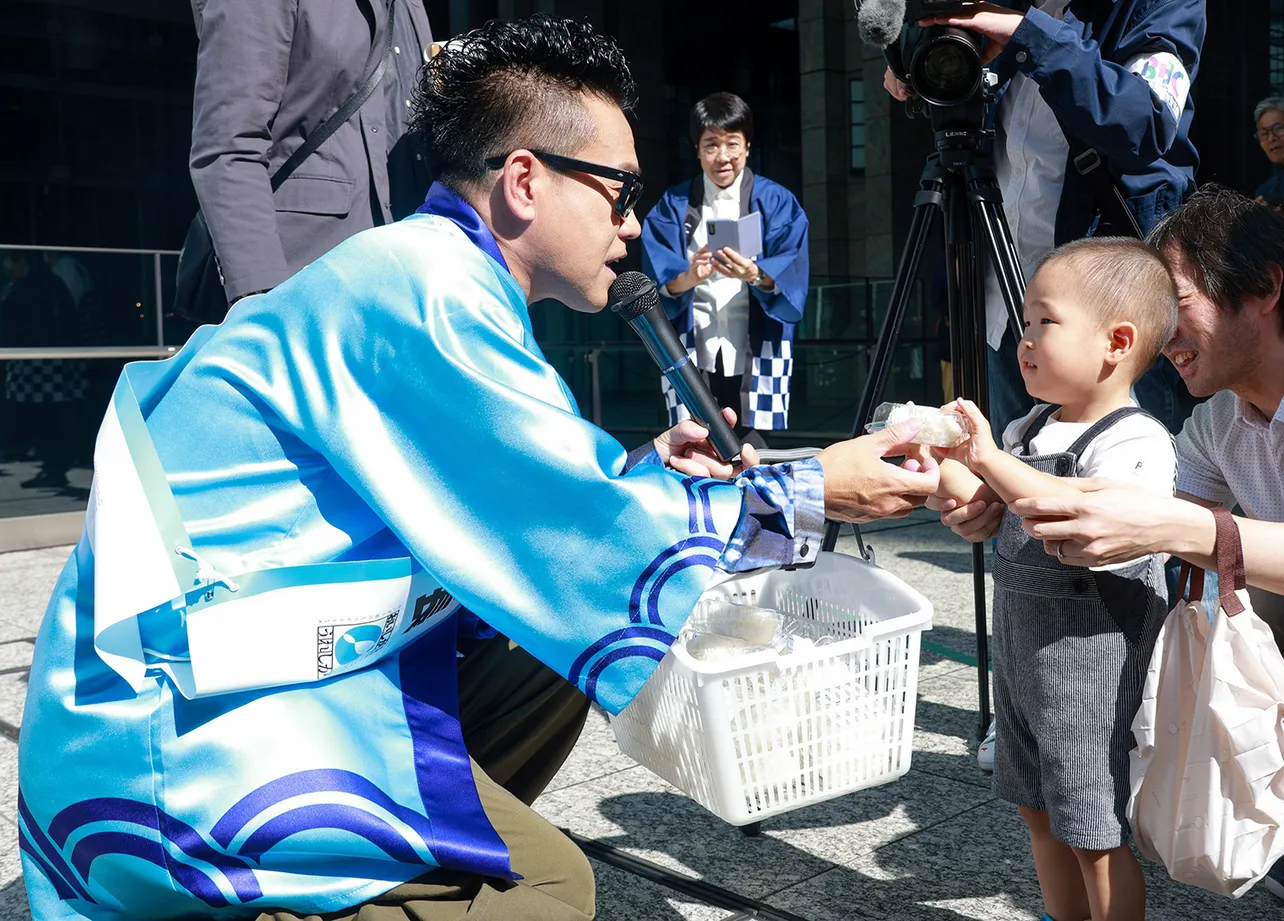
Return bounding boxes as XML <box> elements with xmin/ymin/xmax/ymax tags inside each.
<box><xmin>819</xmin><ymin>102</ymin><xmax>1028</xmax><ymax>738</ymax></box>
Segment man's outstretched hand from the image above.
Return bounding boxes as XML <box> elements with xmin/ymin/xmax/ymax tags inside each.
<box><xmin>816</xmin><ymin>421</ymin><xmax>941</xmax><ymax>523</ymax></box>
<box><xmin>653</xmin><ymin>407</ymin><xmax>760</xmax><ymax>479</ymax></box>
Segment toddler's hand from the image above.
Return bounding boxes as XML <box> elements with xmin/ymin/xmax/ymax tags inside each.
<box><xmin>950</xmin><ymin>399</ymin><xmax>999</xmax><ymax>470</ymax></box>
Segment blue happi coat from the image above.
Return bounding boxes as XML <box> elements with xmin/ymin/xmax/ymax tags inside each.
<box><xmin>640</xmin><ymin>169</ymin><xmax>809</xmax><ymax>431</ymax></box>
<box><xmin>16</xmin><ymin>189</ymin><xmax>785</xmax><ymax>919</ymax></box>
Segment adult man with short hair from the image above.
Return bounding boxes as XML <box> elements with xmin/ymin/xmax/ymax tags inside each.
<box><xmin>18</xmin><ymin>16</ymin><xmax>940</xmax><ymax>920</ymax></box>
<box><xmin>642</xmin><ymin>92</ymin><xmax>809</xmax><ymax>447</ymax></box>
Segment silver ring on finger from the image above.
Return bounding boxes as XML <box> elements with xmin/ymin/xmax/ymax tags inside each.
<box><xmin>1055</xmin><ymin>541</ymin><xmax>1066</xmax><ymax>562</ymax></box>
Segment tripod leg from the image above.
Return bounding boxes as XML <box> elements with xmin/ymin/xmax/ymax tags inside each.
<box><xmin>943</xmin><ymin>175</ymin><xmax>994</xmax><ymax>737</ymax></box>
<box><xmin>965</xmin><ymin>231</ymin><xmax>994</xmax><ymax>739</ymax></box>
<box><xmin>821</xmin><ymin>160</ymin><xmax>947</xmax><ymax>553</ymax></box>
<box><xmin>962</xmin><ymin>165</ymin><xmax>1028</xmax><ymax>738</ymax></box>
<box><xmin>965</xmin><ymin>165</ymin><xmax>1026</xmax><ymax>342</ymax></box>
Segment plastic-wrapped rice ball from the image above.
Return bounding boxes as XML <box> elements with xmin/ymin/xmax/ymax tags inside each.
<box><xmin>699</xmin><ymin>603</ymin><xmax>783</xmax><ymax>646</ymax></box>
<box><xmin>683</xmin><ymin>633</ymin><xmax>772</xmax><ymax>662</ymax></box>
<box><xmin>867</xmin><ymin>401</ymin><xmax>968</xmax><ymax>448</ymax></box>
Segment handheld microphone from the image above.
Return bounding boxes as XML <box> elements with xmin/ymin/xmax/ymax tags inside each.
<box><xmin>856</xmin><ymin>0</ymin><xmax>906</xmax><ymax>48</ymax></box>
<box><xmin>609</xmin><ymin>272</ymin><xmax>741</xmax><ymax>463</ymax></box>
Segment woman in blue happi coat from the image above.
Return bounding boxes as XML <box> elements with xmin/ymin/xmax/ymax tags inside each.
<box><xmin>641</xmin><ymin>93</ymin><xmax>810</xmax><ymax>446</ymax></box>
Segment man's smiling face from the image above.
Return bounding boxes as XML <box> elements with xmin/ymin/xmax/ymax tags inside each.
<box><xmin>1162</xmin><ymin>245</ymin><xmax>1263</xmax><ymax>398</ymax></box>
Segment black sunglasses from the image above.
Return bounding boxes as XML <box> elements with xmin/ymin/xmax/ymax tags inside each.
<box><xmin>484</xmin><ymin>149</ymin><xmax>643</xmax><ymax>220</ymax></box>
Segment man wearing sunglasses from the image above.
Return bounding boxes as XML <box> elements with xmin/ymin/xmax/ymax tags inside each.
<box><xmin>642</xmin><ymin>92</ymin><xmax>811</xmax><ymax>448</ymax></box>
<box><xmin>17</xmin><ymin>15</ymin><xmax>941</xmax><ymax>921</ymax></box>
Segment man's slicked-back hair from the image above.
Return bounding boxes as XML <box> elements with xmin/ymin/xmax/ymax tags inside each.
<box><xmin>1036</xmin><ymin>237</ymin><xmax>1179</xmax><ymax>376</ymax></box>
<box><xmin>689</xmin><ymin>92</ymin><xmax>754</xmax><ymax>147</ymax></box>
<box><xmin>1147</xmin><ymin>183</ymin><xmax>1284</xmax><ymax>334</ymax></box>
<box><xmin>410</xmin><ymin>15</ymin><xmax>637</xmax><ymax>188</ymax></box>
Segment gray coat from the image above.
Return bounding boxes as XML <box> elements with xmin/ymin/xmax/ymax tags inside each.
<box><xmin>189</xmin><ymin>0</ymin><xmax>433</xmax><ymax>303</ymax></box>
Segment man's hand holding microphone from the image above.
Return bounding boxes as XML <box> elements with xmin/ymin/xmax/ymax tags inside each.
<box><xmin>614</xmin><ymin>269</ymin><xmax>940</xmax><ymax>522</ymax></box>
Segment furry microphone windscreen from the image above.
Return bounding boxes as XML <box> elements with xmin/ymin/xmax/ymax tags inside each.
<box><xmin>856</xmin><ymin>0</ymin><xmax>906</xmax><ymax>48</ymax></box>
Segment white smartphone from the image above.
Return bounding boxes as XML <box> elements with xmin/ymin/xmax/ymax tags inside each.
<box><xmin>706</xmin><ymin>212</ymin><xmax>763</xmax><ymax>259</ymax></box>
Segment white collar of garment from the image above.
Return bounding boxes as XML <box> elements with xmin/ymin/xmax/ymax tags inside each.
<box><xmin>1233</xmin><ymin>391</ymin><xmax>1284</xmax><ymax>429</ymax></box>
<box><xmin>702</xmin><ymin>169</ymin><xmax>745</xmax><ymax>206</ymax></box>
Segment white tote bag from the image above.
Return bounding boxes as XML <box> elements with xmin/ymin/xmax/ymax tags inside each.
<box><xmin>1128</xmin><ymin>508</ymin><xmax>1284</xmax><ymax>897</ymax></box>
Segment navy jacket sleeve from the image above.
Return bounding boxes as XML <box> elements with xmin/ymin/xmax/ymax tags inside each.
<box><xmin>752</xmin><ymin>183</ymin><xmax>809</xmax><ymax>326</ymax></box>
<box><xmin>1000</xmin><ymin>1</ymin><xmax>1206</xmax><ymax>171</ymax></box>
<box><xmin>640</xmin><ymin>189</ymin><xmax>695</xmax><ymax>319</ymax></box>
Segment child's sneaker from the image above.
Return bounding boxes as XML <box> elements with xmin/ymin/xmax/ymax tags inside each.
<box><xmin>977</xmin><ymin>719</ymin><xmax>996</xmax><ymax>772</ymax></box>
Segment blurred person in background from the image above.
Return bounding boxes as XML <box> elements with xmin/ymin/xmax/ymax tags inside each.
<box><xmin>188</xmin><ymin>0</ymin><xmax>433</xmax><ymax>309</ymax></box>
<box><xmin>1252</xmin><ymin>95</ymin><xmax>1284</xmax><ymax>210</ymax></box>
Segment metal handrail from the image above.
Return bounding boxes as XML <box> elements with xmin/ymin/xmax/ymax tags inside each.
<box><xmin>0</xmin><ymin>262</ymin><xmax>929</xmax><ymax>437</ymax></box>
<box><xmin>2</xmin><ymin>243</ymin><xmax>180</xmax><ymax>256</ymax></box>
<box><xmin>1</xmin><ymin>243</ymin><xmax>179</xmax><ymax>346</ymax></box>
<box><xmin>0</xmin><ymin>347</ymin><xmax>178</xmax><ymax>360</ymax></box>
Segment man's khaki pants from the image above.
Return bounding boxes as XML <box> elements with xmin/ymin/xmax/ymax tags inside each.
<box><xmin>254</xmin><ymin>635</ymin><xmax>594</xmax><ymax>921</ymax></box>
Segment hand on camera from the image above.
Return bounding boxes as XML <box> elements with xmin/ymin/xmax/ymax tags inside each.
<box><xmin>816</xmin><ymin>421</ymin><xmax>941</xmax><ymax>523</ymax></box>
<box><xmin>653</xmin><ymin>407</ymin><xmax>760</xmax><ymax>479</ymax></box>
<box><xmin>918</xmin><ymin>2</ymin><xmax>1026</xmax><ymax>65</ymax></box>
<box><xmin>883</xmin><ymin>67</ymin><xmax>914</xmax><ymax>102</ymax></box>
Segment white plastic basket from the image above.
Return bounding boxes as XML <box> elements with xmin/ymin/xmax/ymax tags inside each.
<box><xmin>610</xmin><ymin>551</ymin><xmax>933</xmax><ymax>826</ymax></box>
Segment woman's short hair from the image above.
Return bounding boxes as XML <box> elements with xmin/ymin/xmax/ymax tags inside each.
<box><xmin>688</xmin><ymin>93</ymin><xmax>754</xmax><ymax>147</ymax></box>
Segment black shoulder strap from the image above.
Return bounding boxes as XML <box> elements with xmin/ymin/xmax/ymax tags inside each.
<box><xmin>269</xmin><ymin>0</ymin><xmax>396</xmax><ymax>192</ymax></box>
<box><xmin>683</xmin><ymin>174</ymin><xmax>704</xmax><ymax>247</ymax></box>
<box><xmin>687</xmin><ymin>174</ymin><xmax>703</xmax><ymax>210</ymax></box>
<box><xmin>1065</xmin><ymin>406</ymin><xmax>1154</xmax><ymax>457</ymax></box>
<box><xmin>1059</xmin><ymin>125</ymin><xmax>1144</xmax><ymax>239</ymax></box>
<box><xmin>1019</xmin><ymin>404</ymin><xmax>1061</xmax><ymax>456</ymax></box>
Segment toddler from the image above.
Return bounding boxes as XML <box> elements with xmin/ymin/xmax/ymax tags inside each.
<box><xmin>931</xmin><ymin>238</ymin><xmax>1179</xmax><ymax>921</ymax></box>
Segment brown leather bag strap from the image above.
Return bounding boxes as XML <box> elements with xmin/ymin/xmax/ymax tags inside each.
<box><xmin>1175</xmin><ymin>560</ymin><xmax>1203</xmax><ymax>604</ymax></box>
<box><xmin>1211</xmin><ymin>507</ymin><xmax>1247</xmax><ymax>616</ymax></box>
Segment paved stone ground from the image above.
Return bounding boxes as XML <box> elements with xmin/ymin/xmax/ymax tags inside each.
<box><xmin>0</xmin><ymin>514</ymin><xmax>1278</xmax><ymax>919</ymax></box>
<box><xmin>0</xmin><ymin>462</ymin><xmax>92</xmax><ymax>520</ymax></box>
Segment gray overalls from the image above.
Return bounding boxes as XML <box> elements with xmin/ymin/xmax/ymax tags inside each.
<box><xmin>990</xmin><ymin>405</ymin><xmax>1171</xmax><ymax>851</ymax></box>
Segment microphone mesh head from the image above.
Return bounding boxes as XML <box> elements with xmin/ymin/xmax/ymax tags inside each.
<box><xmin>608</xmin><ymin>271</ymin><xmax>659</xmax><ymax>322</ymax></box>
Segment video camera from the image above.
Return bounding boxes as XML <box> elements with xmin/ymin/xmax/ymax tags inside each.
<box><xmin>857</xmin><ymin>0</ymin><xmax>990</xmax><ymax>108</ymax></box>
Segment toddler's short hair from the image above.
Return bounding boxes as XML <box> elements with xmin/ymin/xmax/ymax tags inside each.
<box><xmin>1034</xmin><ymin>237</ymin><xmax>1178</xmax><ymax>379</ymax></box>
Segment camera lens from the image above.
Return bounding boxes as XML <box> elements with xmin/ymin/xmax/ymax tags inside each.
<box><xmin>909</xmin><ymin>27</ymin><xmax>983</xmax><ymax>107</ymax></box>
